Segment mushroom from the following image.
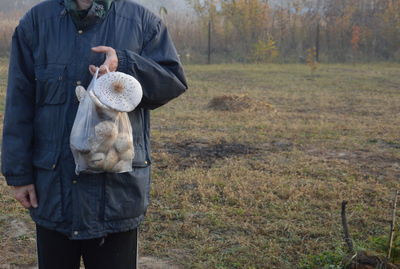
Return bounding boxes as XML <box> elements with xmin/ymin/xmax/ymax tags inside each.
<box><xmin>93</xmin><ymin>72</ymin><xmax>143</xmax><ymax>112</ymax></box>
<box><xmin>89</xmin><ymin>91</ymin><xmax>119</xmax><ymax>120</ymax></box>
<box><xmin>114</xmin><ymin>133</ymin><xmax>133</xmax><ymax>153</ymax></box>
<box><xmin>92</xmin><ymin>121</ymin><xmax>118</xmax><ymax>153</ymax></box>
<box><xmin>119</xmin><ymin>147</ymin><xmax>134</xmax><ymax>161</ymax></box>
<box><xmin>113</xmin><ymin>133</ymin><xmax>134</xmax><ymax>160</ymax></box>
<box><xmin>104</xmin><ymin>148</ymin><xmax>119</xmax><ymax>171</ymax></box>
<box><xmin>88</xmin><ymin>152</ymin><xmax>106</xmax><ymax>170</ymax></box>
<box><xmin>75</xmin><ymin>86</ymin><xmax>87</xmax><ymax>102</ymax></box>
<box><xmin>95</xmin><ymin>121</ymin><xmax>118</xmax><ymax>141</ymax></box>
<box><xmin>112</xmin><ymin>160</ymin><xmax>131</xmax><ymax>172</ymax></box>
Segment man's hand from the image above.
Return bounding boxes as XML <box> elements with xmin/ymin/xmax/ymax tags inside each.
<box><xmin>90</xmin><ymin>46</ymin><xmax>119</xmax><ymax>77</ymax></box>
<box><xmin>12</xmin><ymin>184</ymin><xmax>38</xmax><ymax>209</ymax></box>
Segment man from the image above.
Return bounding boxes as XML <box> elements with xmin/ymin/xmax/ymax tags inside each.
<box><xmin>1</xmin><ymin>0</ymin><xmax>187</xmax><ymax>268</ymax></box>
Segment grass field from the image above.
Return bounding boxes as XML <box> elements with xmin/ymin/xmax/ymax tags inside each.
<box><xmin>1</xmin><ymin>61</ymin><xmax>400</xmax><ymax>268</ymax></box>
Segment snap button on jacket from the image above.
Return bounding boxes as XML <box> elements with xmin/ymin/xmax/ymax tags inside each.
<box><xmin>1</xmin><ymin>0</ymin><xmax>187</xmax><ymax>240</ymax></box>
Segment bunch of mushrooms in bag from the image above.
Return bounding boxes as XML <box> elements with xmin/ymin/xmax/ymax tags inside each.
<box><xmin>75</xmin><ymin>71</ymin><xmax>142</xmax><ymax>172</ymax></box>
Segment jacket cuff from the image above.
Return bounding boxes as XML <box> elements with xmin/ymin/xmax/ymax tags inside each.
<box><xmin>5</xmin><ymin>174</ymin><xmax>34</xmax><ymax>186</ymax></box>
<box><xmin>116</xmin><ymin>49</ymin><xmax>129</xmax><ymax>74</ymax></box>
<box><xmin>116</xmin><ymin>49</ymin><xmax>138</xmax><ymax>78</ymax></box>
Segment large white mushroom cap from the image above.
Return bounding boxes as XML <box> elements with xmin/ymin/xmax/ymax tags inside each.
<box><xmin>94</xmin><ymin>72</ymin><xmax>143</xmax><ymax>112</ymax></box>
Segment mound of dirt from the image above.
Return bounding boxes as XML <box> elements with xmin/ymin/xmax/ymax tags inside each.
<box><xmin>207</xmin><ymin>94</ymin><xmax>275</xmax><ymax>112</ymax></box>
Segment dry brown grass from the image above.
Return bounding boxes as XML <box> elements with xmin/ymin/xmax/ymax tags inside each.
<box><xmin>146</xmin><ymin>63</ymin><xmax>400</xmax><ymax>268</ymax></box>
<box><xmin>0</xmin><ymin>13</ymin><xmax>19</xmax><ymax>58</ymax></box>
<box><xmin>0</xmin><ymin>62</ymin><xmax>400</xmax><ymax>268</ymax></box>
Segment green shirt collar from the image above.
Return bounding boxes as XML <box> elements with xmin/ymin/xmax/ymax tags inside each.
<box><xmin>64</xmin><ymin>0</ymin><xmax>114</xmax><ymax>29</ymax></box>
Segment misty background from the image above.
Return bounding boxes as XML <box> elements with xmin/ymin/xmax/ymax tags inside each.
<box><xmin>0</xmin><ymin>0</ymin><xmax>399</xmax><ymax>63</ymax></box>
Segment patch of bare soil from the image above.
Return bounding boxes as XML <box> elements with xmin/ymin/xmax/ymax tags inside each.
<box><xmin>9</xmin><ymin>219</ymin><xmax>30</xmax><ymax>238</ymax></box>
<box><xmin>207</xmin><ymin>94</ymin><xmax>276</xmax><ymax>112</ymax></box>
<box><xmin>139</xmin><ymin>257</ymin><xmax>182</xmax><ymax>269</ymax></box>
<box><xmin>152</xmin><ymin>138</ymin><xmax>295</xmax><ymax>169</ymax></box>
<box><xmin>153</xmin><ymin>139</ymin><xmax>261</xmax><ymax>169</ymax></box>
<box><xmin>0</xmin><ymin>215</ymin><xmax>36</xmax><ymax>267</ymax></box>
<box><xmin>151</xmin><ymin>139</ymin><xmax>294</xmax><ymax>169</ymax></box>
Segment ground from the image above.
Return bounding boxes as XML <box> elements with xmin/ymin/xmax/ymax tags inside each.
<box><xmin>0</xmin><ymin>61</ymin><xmax>399</xmax><ymax>268</ymax></box>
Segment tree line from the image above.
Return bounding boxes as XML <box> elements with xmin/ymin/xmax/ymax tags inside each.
<box><xmin>175</xmin><ymin>0</ymin><xmax>400</xmax><ymax>63</ymax></box>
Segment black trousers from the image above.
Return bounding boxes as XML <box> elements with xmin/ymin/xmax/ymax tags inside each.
<box><xmin>36</xmin><ymin>225</ymin><xmax>138</xmax><ymax>269</ymax></box>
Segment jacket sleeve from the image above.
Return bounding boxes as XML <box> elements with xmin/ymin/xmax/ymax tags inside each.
<box><xmin>116</xmin><ymin>18</ymin><xmax>188</xmax><ymax>110</ymax></box>
<box><xmin>1</xmin><ymin>20</ymin><xmax>35</xmax><ymax>186</ymax></box>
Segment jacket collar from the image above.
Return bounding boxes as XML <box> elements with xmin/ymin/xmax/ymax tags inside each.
<box><xmin>63</xmin><ymin>0</ymin><xmax>114</xmax><ymax>30</ymax></box>
<box><xmin>64</xmin><ymin>0</ymin><xmax>114</xmax><ymax>13</ymax></box>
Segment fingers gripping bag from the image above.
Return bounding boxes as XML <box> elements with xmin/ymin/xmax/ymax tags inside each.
<box><xmin>70</xmin><ymin>68</ymin><xmax>143</xmax><ymax>174</ymax></box>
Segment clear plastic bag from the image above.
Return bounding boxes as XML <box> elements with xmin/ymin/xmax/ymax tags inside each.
<box><xmin>70</xmin><ymin>69</ymin><xmax>134</xmax><ymax>174</ymax></box>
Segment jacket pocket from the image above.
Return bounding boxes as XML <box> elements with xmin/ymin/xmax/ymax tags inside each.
<box><xmin>34</xmin><ymin>64</ymin><xmax>67</xmax><ymax>105</ymax></box>
<box><xmin>31</xmin><ymin>148</ymin><xmax>64</xmax><ymax>223</ymax></box>
<box><xmin>32</xmin><ymin>148</ymin><xmax>60</xmax><ymax>170</ymax></box>
<box><xmin>33</xmin><ymin>64</ymin><xmax>67</xmax><ymax>144</ymax></box>
<box><xmin>103</xmin><ymin>166</ymin><xmax>150</xmax><ymax>221</ymax></box>
<box><xmin>103</xmin><ymin>148</ymin><xmax>151</xmax><ymax>221</ymax></box>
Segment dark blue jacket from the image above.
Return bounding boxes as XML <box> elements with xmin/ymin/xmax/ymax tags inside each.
<box><xmin>1</xmin><ymin>0</ymin><xmax>187</xmax><ymax>239</ymax></box>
